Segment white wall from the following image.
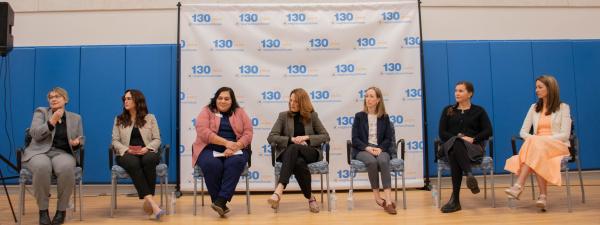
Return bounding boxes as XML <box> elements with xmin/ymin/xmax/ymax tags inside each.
<box><xmin>5</xmin><ymin>0</ymin><xmax>600</xmax><ymax>46</ymax></box>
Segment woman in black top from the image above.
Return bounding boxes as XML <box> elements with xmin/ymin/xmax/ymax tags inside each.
<box><xmin>111</xmin><ymin>89</ymin><xmax>164</xmax><ymax>219</ymax></box>
<box><xmin>267</xmin><ymin>88</ymin><xmax>330</xmax><ymax>213</ymax></box>
<box><xmin>438</xmin><ymin>81</ymin><xmax>492</xmax><ymax>213</ymax></box>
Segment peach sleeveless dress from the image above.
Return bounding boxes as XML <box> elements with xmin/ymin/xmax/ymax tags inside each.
<box><xmin>504</xmin><ymin>113</ymin><xmax>570</xmax><ymax>186</ymax></box>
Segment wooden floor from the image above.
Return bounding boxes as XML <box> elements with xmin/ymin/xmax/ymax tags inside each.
<box><xmin>1</xmin><ymin>172</ymin><xmax>599</xmax><ymax>225</ymax></box>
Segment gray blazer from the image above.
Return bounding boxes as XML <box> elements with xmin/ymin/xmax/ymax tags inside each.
<box><xmin>23</xmin><ymin>107</ymin><xmax>84</xmax><ymax>163</ymax></box>
<box><xmin>111</xmin><ymin>114</ymin><xmax>161</xmax><ymax>156</ymax></box>
<box><xmin>267</xmin><ymin>111</ymin><xmax>330</xmax><ymax>161</ymax></box>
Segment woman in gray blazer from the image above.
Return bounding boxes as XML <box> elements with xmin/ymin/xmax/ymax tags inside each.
<box><xmin>111</xmin><ymin>89</ymin><xmax>164</xmax><ymax>219</ymax></box>
<box><xmin>23</xmin><ymin>87</ymin><xmax>84</xmax><ymax>225</ymax></box>
<box><xmin>267</xmin><ymin>88</ymin><xmax>330</xmax><ymax>213</ymax></box>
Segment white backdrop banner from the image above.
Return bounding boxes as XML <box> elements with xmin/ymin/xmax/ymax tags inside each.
<box><xmin>179</xmin><ymin>2</ymin><xmax>424</xmax><ymax>191</ymax></box>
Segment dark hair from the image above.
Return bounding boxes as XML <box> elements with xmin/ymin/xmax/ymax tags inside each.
<box><xmin>117</xmin><ymin>89</ymin><xmax>148</xmax><ymax>128</ymax></box>
<box><xmin>208</xmin><ymin>87</ymin><xmax>239</xmax><ymax>114</ymax></box>
<box><xmin>447</xmin><ymin>81</ymin><xmax>474</xmax><ymax>116</ymax></box>
<box><xmin>535</xmin><ymin>75</ymin><xmax>561</xmax><ymax>115</ymax></box>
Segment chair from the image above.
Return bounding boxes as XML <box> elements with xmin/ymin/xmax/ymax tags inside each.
<box><xmin>434</xmin><ymin>136</ymin><xmax>496</xmax><ymax>208</ymax></box>
<box><xmin>109</xmin><ymin>144</ymin><xmax>170</xmax><ymax>217</ymax></box>
<box><xmin>193</xmin><ymin>146</ymin><xmax>252</xmax><ymax>215</ymax></box>
<box><xmin>16</xmin><ymin>129</ymin><xmax>84</xmax><ymax>225</ymax></box>
<box><xmin>345</xmin><ymin>123</ymin><xmax>407</xmax><ymax>209</ymax></box>
<box><xmin>270</xmin><ymin>142</ymin><xmax>331</xmax><ymax>212</ymax></box>
<box><xmin>510</xmin><ymin>121</ymin><xmax>585</xmax><ymax>212</ymax></box>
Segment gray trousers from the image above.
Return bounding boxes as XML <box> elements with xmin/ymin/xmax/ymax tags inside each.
<box><xmin>24</xmin><ymin>148</ymin><xmax>75</xmax><ymax>211</ymax></box>
<box><xmin>356</xmin><ymin>151</ymin><xmax>391</xmax><ymax>189</ymax></box>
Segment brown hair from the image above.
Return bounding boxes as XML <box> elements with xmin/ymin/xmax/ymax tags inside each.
<box><xmin>116</xmin><ymin>89</ymin><xmax>149</xmax><ymax>128</ymax></box>
<box><xmin>535</xmin><ymin>75</ymin><xmax>561</xmax><ymax>116</ymax></box>
<box><xmin>288</xmin><ymin>88</ymin><xmax>314</xmax><ymax>123</ymax></box>
<box><xmin>362</xmin><ymin>86</ymin><xmax>387</xmax><ymax>118</ymax></box>
<box><xmin>447</xmin><ymin>81</ymin><xmax>474</xmax><ymax>116</ymax></box>
<box><xmin>47</xmin><ymin>87</ymin><xmax>69</xmax><ymax>103</ymax></box>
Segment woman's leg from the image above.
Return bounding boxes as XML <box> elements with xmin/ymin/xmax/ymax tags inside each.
<box><xmin>376</xmin><ymin>153</ymin><xmax>393</xmax><ymax>206</ymax></box>
<box><xmin>219</xmin><ymin>151</ymin><xmax>249</xmax><ymax>201</ymax></box>
<box><xmin>117</xmin><ymin>154</ymin><xmax>153</xmax><ymax>199</ymax></box>
<box><xmin>276</xmin><ymin>144</ymin><xmax>303</xmax><ymax>197</ymax></box>
<box><xmin>141</xmin><ymin>152</ymin><xmax>161</xmax><ymax>214</ymax></box>
<box><xmin>441</xmin><ymin>145</ymin><xmax>463</xmax><ymax>213</ymax></box>
<box><xmin>293</xmin><ymin>145</ymin><xmax>319</xmax><ymax>199</ymax></box>
<box><xmin>356</xmin><ymin>151</ymin><xmax>383</xmax><ymax>204</ymax></box>
<box><xmin>197</xmin><ymin>149</ymin><xmax>225</xmax><ymax>202</ymax></box>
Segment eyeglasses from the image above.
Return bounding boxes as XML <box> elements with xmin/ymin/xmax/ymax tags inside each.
<box><xmin>48</xmin><ymin>95</ymin><xmax>63</xmax><ymax>100</ymax></box>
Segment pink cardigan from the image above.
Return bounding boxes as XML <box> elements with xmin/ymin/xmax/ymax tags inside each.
<box><xmin>192</xmin><ymin>106</ymin><xmax>253</xmax><ymax>166</ymax></box>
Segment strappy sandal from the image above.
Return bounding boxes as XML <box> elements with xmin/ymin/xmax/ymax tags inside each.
<box><xmin>267</xmin><ymin>193</ymin><xmax>281</xmax><ymax>209</ymax></box>
<box><xmin>376</xmin><ymin>198</ymin><xmax>386</xmax><ymax>208</ymax></box>
<box><xmin>308</xmin><ymin>196</ymin><xmax>320</xmax><ymax>213</ymax></box>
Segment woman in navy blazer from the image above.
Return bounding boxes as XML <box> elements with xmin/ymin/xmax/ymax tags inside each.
<box><xmin>351</xmin><ymin>87</ymin><xmax>396</xmax><ymax>214</ymax></box>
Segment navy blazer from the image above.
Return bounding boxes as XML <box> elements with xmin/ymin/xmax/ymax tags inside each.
<box><xmin>351</xmin><ymin>111</ymin><xmax>394</xmax><ymax>159</ymax></box>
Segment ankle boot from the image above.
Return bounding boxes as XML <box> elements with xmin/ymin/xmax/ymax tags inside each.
<box><xmin>51</xmin><ymin>210</ymin><xmax>66</xmax><ymax>225</ymax></box>
<box><xmin>466</xmin><ymin>172</ymin><xmax>480</xmax><ymax>194</ymax></box>
<box><xmin>39</xmin><ymin>210</ymin><xmax>51</xmax><ymax>225</ymax></box>
<box><xmin>441</xmin><ymin>192</ymin><xmax>462</xmax><ymax>213</ymax></box>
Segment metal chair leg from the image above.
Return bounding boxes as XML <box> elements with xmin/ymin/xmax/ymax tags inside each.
<box><xmin>274</xmin><ymin>174</ymin><xmax>279</xmax><ymax>213</ymax></box>
<box><xmin>394</xmin><ymin>172</ymin><xmax>398</xmax><ymax>203</ymax></box>
<box><xmin>165</xmin><ymin>175</ymin><xmax>169</xmax><ymax>214</ymax></box>
<box><xmin>193</xmin><ymin>176</ymin><xmax>197</xmax><ymax>216</ymax></box>
<box><xmin>110</xmin><ymin>175</ymin><xmax>116</xmax><ymax>217</ymax></box>
<box><xmin>73</xmin><ymin>184</ymin><xmax>77</xmax><ymax>212</ymax></box>
<box><xmin>565</xmin><ymin>168</ymin><xmax>572</xmax><ymax>212</ymax></box>
<box><xmin>437</xmin><ymin>166</ymin><xmax>442</xmax><ymax>208</ymax></box>
<box><xmin>246</xmin><ymin>176</ymin><xmax>251</xmax><ymax>214</ymax></box>
<box><xmin>326</xmin><ymin>173</ymin><xmax>331</xmax><ymax>212</ymax></box>
<box><xmin>79</xmin><ymin>180</ymin><xmax>83</xmax><ymax>221</ymax></box>
<box><xmin>483</xmin><ymin>170</ymin><xmax>487</xmax><ymax>199</ymax></box>
<box><xmin>576</xmin><ymin>158</ymin><xmax>585</xmax><ymax>203</ymax></box>
<box><xmin>402</xmin><ymin>171</ymin><xmax>407</xmax><ymax>209</ymax></box>
<box><xmin>491</xmin><ymin>168</ymin><xmax>495</xmax><ymax>208</ymax></box>
<box><xmin>530</xmin><ymin>174</ymin><xmax>536</xmax><ymax>200</ymax></box>
<box><xmin>201</xmin><ymin>178</ymin><xmax>205</xmax><ymax>206</ymax></box>
<box><xmin>320</xmin><ymin>174</ymin><xmax>324</xmax><ymax>204</ymax></box>
<box><xmin>18</xmin><ymin>181</ymin><xmax>25</xmax><ymax>225</ymax></box>
<box><xmin>160</xmin><ymin>177</ymin><xmax>164</xmax><ymax>208</ymax></box>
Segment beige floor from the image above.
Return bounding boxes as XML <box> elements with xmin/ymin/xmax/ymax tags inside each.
<box><xmin>1</xmin><ymin>172</ymin><xmax>599</xmax><ymax>225</ymax></box>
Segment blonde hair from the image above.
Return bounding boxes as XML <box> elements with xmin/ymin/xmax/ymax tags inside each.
<box><xmin>363</xmin><ymin>87</ymin><xmax>386</xmax><ymax>118</ymax></box>
<box><xmin>47</xmin><ymin>87</ymin><xmax>69</xmax><ymax>103</ymax></box>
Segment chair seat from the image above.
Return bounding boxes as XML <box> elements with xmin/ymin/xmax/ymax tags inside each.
<box><xmin>112</xmin><ymin>164</ymin><xmax>168</xmax><ymax>179</ymax></box>
<box><xmin>274</xmin><ymin>160</ymin><xmax>329</xmax><ymax>176</ymax></box>
<box><xmin>350</xmin><ymin>158</ymin><xmax>404</xmax><ymax>172</ymax></box>
<box><xmin>437</xmin><ymin>156</ymin><xmax>493</xmax><ymax>171</ymax></box>
<box><xmin>193</xmin><ymin>165</ymin><xmax>249</xmax><ymax>178</ymax></box>
<box><xmin>20</xmin><ymin>167</ymin><xmax>83</xmax><ymax>184</ymax></box>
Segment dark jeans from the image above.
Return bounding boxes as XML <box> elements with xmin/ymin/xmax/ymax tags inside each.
<box><xmin>278</xmin><ymin>144</ymin><xmax>319</xmax><ymax>199</ymax></box>
<box><xmin>197</xmin><ymin>149</ymin><xmax>248</xmax><ymax>202</ymax></box>
<box><xmin>116</xmin><ymin>151</ymin><xmax>160</xmax><ymax>199</ymax></box>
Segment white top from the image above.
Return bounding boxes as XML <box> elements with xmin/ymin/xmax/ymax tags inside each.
<box><xmin>368</xmin><ymin>114</ymin><xmax>378</xmax><ymax>145</ymax></box>
<box><xmin>519</xmin><ymin>103</ymin><xmax>571</xmax><ymax>147</ymax></box>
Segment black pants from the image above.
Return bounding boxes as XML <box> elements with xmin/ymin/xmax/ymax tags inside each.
<box><xmin>116</xmin><ymin>151</ymin><xmax>160</xmax><ymax>199</ymax></box>
<box><xmin>278</xmin><ymin>144</ymin><xmax>319</xmax><ymax>199</ymax></box>
<box><xmin>447</xmin><ymin>140</ymin><xmax>472</xmax><ymax>196</ymax></box>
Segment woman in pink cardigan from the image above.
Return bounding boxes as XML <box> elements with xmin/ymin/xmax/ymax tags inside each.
<box><xmin>192</xmin><ymin>87</ymin><xmax>253</xmax><ymax>217</ymax></box>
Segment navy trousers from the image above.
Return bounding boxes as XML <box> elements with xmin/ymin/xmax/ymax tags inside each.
<box><xmin>197</xmin><ymin>149</ymin><xmax>248</xmax><ymax>202</ymax></box>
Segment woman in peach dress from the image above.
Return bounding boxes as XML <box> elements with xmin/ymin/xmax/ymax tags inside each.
<box><xmin>504</xmin><ymin>75</ymin><xmax>571</xmax><ymax>210</ymax></box>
